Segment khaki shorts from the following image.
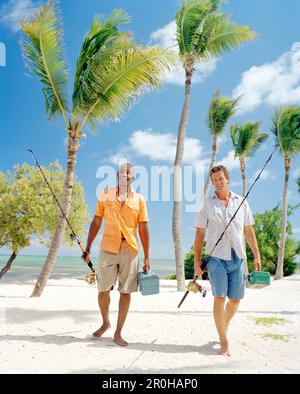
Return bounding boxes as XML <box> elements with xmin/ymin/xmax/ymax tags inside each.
<box><xmin>96</xmin><ymin>241</ymin><xmax>139</xmax><ymax>293</ymax></box>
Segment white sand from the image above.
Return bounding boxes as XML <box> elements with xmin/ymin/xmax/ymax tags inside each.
<box><xmin>1</xmin><ymin>273</ymin><xmax>300</xmax><ymax>374</ymax></box>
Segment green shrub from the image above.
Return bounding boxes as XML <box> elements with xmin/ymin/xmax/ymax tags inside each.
<box><xmin>246</xmin><ymin>204</ymin><xmax>299</xmax><ymax>276</ymax></box>
<box><xmin>184</xmin><ymin>243</ymin><xmax>208</xmax><ymax>280</ymax></box>
<box><xmin>165</xmin><ymin>274</ymin><xmax>177</xmax><ymax>280</ymax></box>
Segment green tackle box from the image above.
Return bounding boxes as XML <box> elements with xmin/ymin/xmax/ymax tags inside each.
<box><xmin>246</xmin><ymin>271</ymin><xmax>271</xmax><ymax>288</ymax></box>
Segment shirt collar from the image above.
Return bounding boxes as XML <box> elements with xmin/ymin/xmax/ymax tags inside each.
<box><xmin>211</xmin><ymin>190</ymin><xmax>239</xmax><ymax>200</ymax></box>
<box><xmin>115</xmin><ymin>186</ymin><xmax>135</xmax><ymax>199</ymax></box>
<box><xmin>230</xmin><ymin>191</ymin><xmax>239</xmax><ymax>199</ymax></box>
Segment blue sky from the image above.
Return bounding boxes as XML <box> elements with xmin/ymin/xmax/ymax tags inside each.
<box><xmin>0</xmin><ymin>0</ymin><xmax>300</xmax><ymax>259</ymax></box>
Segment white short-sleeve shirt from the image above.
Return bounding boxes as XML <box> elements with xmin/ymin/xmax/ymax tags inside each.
<box><xmin>194</xmin><ymin>191</ymin><xmax>255</xmax><ymax>260</ymax></box>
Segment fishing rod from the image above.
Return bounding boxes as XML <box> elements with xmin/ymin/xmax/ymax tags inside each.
<box><xmin>28</xmin><ymin>149</ymin><xmax>97</xmax><ymax>285</ymax></box>
<box><xmin>178</xmin><ymin>143</ymin><xmax>279</xmax><ymax>308</ymax></box>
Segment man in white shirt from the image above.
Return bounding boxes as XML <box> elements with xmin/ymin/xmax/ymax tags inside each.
<box><xmin>194</xmin><ymin>165</ymin><xmax>261</xmax><ymax>357</ymax></box>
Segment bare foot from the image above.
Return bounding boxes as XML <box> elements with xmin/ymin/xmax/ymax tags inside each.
<box><xmin>113</xmin><ymin>333</ymin><xmax>128</xmax><ymax>347</ymax></box>
<box><xmin>219</xmin><ymin>339</ymin><xmax>231</xmax><ymax>357</ymax></box>
<box><xmin>92</xmin><ymin>322</ymin><xmax>111</xmax><ymax>339</ymax></box>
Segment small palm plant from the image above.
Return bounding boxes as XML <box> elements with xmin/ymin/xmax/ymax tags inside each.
<box><xmin>172</xmin><ymin>0</ymin><xmax>256</xmax><ymax>290</ymax></box>
<box><xmin>20</xmin><ymin>0</ymin><xmax>176</xmax><ymax>296</ymax></box>
<box><xmin>231</xmin><ymin>122</ymin><xmax>269</xmax><ymax>196</ymax></box>
<box><xmin>203</xmin><ymin>91</ymin><xmax>240</xmax><ymax>197</ymax></box>
<box><xmin>271</xmin><ymin>106</ymin><xmax>300</xmax><ymax>279</ymax></box>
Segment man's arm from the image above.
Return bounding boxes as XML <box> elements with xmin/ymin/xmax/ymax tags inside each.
<box><xmin>244</xmin><ymin>225</ymin><xmax>261</xmax><ymax>271</ymax></box>
<box><xmin>81</xmin><ymin>215</ymin><xmax>102</xmax><ymax>263</ymax></box>
<box><xmin>194</xmin><ymin>228</ymin><xmax>206</xmax><ymax>277</ymax></box>
<box><xmin>138</xmin><ymin>222</ymin><xmax>150</xmax><ymax>272</ymax></box>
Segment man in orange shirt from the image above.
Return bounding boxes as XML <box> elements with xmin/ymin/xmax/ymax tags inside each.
<box><xmin>82</xmin><ymin>163</ymin><xmax>150</xmax><ymax>346</ymax></box>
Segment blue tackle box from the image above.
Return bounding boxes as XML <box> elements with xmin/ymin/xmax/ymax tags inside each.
<box><xmin>137</xmin><ymin>270</ymin><xmax>160</xmax><ymax>296</ymax></box>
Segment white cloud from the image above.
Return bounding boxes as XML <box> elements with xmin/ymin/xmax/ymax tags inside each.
<box><xmin>108</xmin><ymin>154</ymin><xmax>132</xmax><ymax>166</ymax></box>
<box><xmin>193</xmin><ymin>158</ymin><xmax>210</xmax><ymax>174</ymax></box>
<box><xmin>217</xmin><ymin>150</ymin><xmax>240</xmax><ymax>171</ymax></box>
<box><xmin>129</xmin><ymin>129</ymin><xmax>207</xmax><ymax>163</ymax></box>
<box><xmin>106</xmin><ymin>129</ymin><xmax>211</xmax><ymax>186</ymax></box>
<box><xmin>105</xmin><ymin>144</ymin><xmax>133</xmax><ymax>166</ymax></box>
<box><xmin>216</xmin><ymin>134</ymin><xmax>230</xmax><ymax>153</ymax></box>
<box><xmin>129</xmin><ymin>129</ymin><xmax>175</xmax><ymax>161</ymax></box>
<box><xmin>150</xmin><ymin>21</ymin><xmax>217</xmax><ymax>85</ymax></box>
<box><xmin>232</xmin><ymin>43</ymin><xmax>300</xmax><ymax>114</ymax></box>
<box><xmin>250</xmin><ymin>169</ymin><xmax>277</xmax><ymax>183</ymax></box>
<box><xmin>293</xmin><ymin>168</ymin><xmax>300</xmax><ymax>179</ymax></box>
<box><xmin>0</xmin><ymin>0</ymin><xmax>38</xmax><ymax>33</ymax></box>
<box><xmin>150</xmin><ymin>21</ymin><xmax>177</xmax><ymax>49</ymax></box>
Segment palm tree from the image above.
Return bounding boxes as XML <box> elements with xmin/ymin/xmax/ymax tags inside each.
<box><xmin>231</xmin><ymin>122</ymin><xmax>269</xmax><ymax>196</ymax></box>
<box><xmin>271</xmin><ymin>107</ymin><xmax>300</xmax><ymax>280</ymax></box>
<box><xmin>173</xmin><ymin>0</ymin><xmax>256</xmax><ymax>290</ymax></box>
<box><xmin>230</xmin><ymin>122</ymin><xmax>268</xmax><ymax>276</ymax></box>
<box><xmin>21</xmin><ymin>1</ymin><xmax>175</xmax><ymax>296</ymax></box>
<box><xmin>203</xmin><ymin>91</ymin><xmax>240</xmax><ymax>197</ymax></box>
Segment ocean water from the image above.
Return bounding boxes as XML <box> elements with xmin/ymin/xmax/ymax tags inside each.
<box><xmin>0</xmin><ymin>254</ymin><xmax>176</xmax><ymax>280</ymax></box>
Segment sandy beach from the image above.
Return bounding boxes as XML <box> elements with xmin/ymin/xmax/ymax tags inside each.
<box><xmin>1</xmin><ymin>273</ymin><xmax>300</xmax><ymax>374</ymax></box>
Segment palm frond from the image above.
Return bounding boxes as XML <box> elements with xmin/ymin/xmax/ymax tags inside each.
<box><xmin>20</xmin><ymin>0</ymin><xmax>69</xmax><ymax>123</ymax></box>
<box><xmin>73</xmin><ymin>9</ymin><xmax>132</xmax><ymax>109</ymax></box>
<box><xmin>231</xmin><ymin>122</ymin><xmax>268</xmax><ymax>158</ymax></box>
<box><xmin>195</xmin><ymin>13</ymin><xmax>256</xmax><ymax>61</ymax></box>
<box><xmin>76</xmin><ymin>46</ymin><xmax>176</xmax><ymax>130</ymax></box>
<box><xmin>271</xmin><ymin>107</ymin><xmax>300</xmax><ymax>157</ymax></box>
<box><xmin>175</xmin><ymin>0</ymin><xmax>220</xmax><ymax>56</ymax></box>
<box><xmin>73</xmin><ymin>31</ymin><xmax>134</xmax><ymax>113</ymax></box>
<box><xmin>208</xmin><ymin>91</ymin><xmax>241</xmax><ymax>136</ymax></box>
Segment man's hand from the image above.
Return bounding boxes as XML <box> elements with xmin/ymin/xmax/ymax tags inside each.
<box><xmin>81</xmin><ymin>250</ymin><xmax>90</xmax><ymax>264</ymax></box>
<box><xmin>254</xmin><ymin>256</ymin><xmax>261</xmax><ymax>271</ymax></box>
<box><xmin>143</xmin><ymin>257</ymin><xmax>150</xmax><ymax>272</ymax></box>
<box><xmin>194</xmin><ymin>260</ymin><xmax>203</xmax><ymax>278</ymax></box>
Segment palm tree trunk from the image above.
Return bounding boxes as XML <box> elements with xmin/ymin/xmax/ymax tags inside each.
<box><xmin>275</xmin><ymin>156</ymin><xmax>290</xmax><ymax>280</ymax></box>
<box><xmin>31</xmin><ymin>133</ymin><xmax>78</xmax><ymax>297</ymax></box>
<box><xmin>173</xmin><ymin>67</ymin><xmax>193</xmax><ymax>291</ymax></box>
<box><xmin>240</xmin><ymin>157</ymin><xmax>246</xmax><ymax>197</ymax></box>
<box><xmin>0</xmin><ymin>252</ymin><xmax>17</xmax><ymax>279</ymax></box>
<box><xmin>204</xmin><ymin>135</ymin><xmax>217</xmax><ymax>197</ymax></box>
<box><xmin>239</xmin><ymin>157</ymin><xmax>249</xmax><ymax>275</ymax></box>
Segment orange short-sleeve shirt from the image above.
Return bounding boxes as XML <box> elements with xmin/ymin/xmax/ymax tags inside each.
<box><xmin>95</xmin><ymin>188</ymin><xmax>148</xmax><ymax>254</ymax></box>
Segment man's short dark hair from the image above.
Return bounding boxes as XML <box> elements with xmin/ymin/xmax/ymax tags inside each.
<box><xmin>210</xmin><ymin>165</ymin><xmax>230</xmax><ymax>180</ymax></box>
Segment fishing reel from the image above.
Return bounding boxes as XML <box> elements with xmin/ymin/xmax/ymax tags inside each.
<box><xmin>85</xmin><ymin>269</ymin><xmax>97</xmax><ymax>285</ymax></box>
<box><xmin>81</xmin><ymin>250</ymin><xmax>97</xmax><ymax>285</ymax></box>
<box><xmin>187</xmin><ymin>279</ymin><xmax>207</xmax><ymax>297</ymax></box>
<box><xmin>70</xmin><ymin>233</ymin><xmax>76</xmax><ymax>242</ymax></box>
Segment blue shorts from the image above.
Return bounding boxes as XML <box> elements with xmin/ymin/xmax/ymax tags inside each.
<box><xmin>206</xmin><ymin>248</ymin><xmax>245</xmax><ymax>300</ymax></box>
